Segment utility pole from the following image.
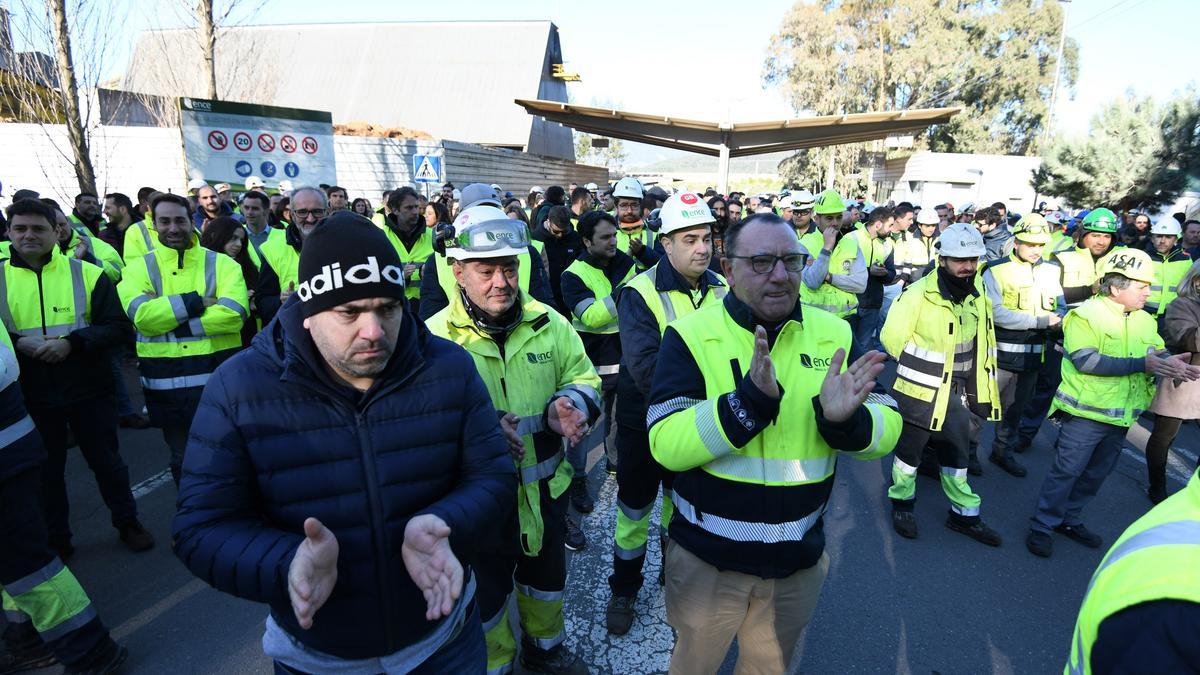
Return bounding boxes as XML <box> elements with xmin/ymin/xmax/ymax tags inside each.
<box><xmin>1044</xmin><ymin>0</ymin><xmax>1071</xmax><ymax>147</ymax></box>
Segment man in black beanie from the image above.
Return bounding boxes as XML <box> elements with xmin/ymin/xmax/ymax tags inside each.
<box><xmin>173</xmin><ymin>210</ymin><xmax>516</xmax><ymax>673</ymax></box>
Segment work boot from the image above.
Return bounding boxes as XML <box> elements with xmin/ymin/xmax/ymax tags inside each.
<box><xmin>1055</xmin><ymin>523</ymin><xmax>1102</xmax><ymax>549</ymax></box>
<box><xmin>988</xmin><ymin>453</ymin><xmax>1027</xmax><ymax>477</ymax></box>
<box><xmin>564</xmin><ymin>517</ymin><xmax>587</xmax><ymax>552</ymax></box>
<box><xmin>606</xmin><ymin>595</ymin><xmax>636</xmax><ymax>636</ymax></box>
<box><xmin>569</xmin><ymin>476</ymin><xmax>593</xmax><ymax>514</ymax></box>
<box><xmin>1013</xmin><ymin>439</ymin><xmax>1031</xmax><ymax>454</ymax></box>
<box><xmin>118</xmin><ymin>413</ymin><xmax>150</xmax><ymax>430</ymax></box>
<box><xmin>519</xmin><ymin>639</ymin><xmax>589</xmax><ymax>675</ymax></box>
<box><xmin>605</xmin><ymin>458</ymin><xmax>617</xmax><ymax>475</ymax></box>
<box><xmin>945</xmin><ymin>517</ymin><xmax>1001</xmax><ymax>546</ymax></box>
<box><xmin>967</xmin><ymin>454</ymin><xmax>983</xmax><ymax>477</ymax></box>
<box><xmin>891</xmin><ymin>510</ymin><xmax>918</xmax><ymax>539</ymax></box>
<box><xmin>118</xmin><ymin>520</ymin><xmax>156</xmax><ymax>552</ymax></box>
<box><xmin>63</xmin><ymin>640</ymin><xmax>127</xmax><ymax>675</ymax></box>
<box><xmin>0</xmin><ymin>646</ymin><xmax>56</xmax><ymax>674</ymax></box>
<box><xmin>1026</xmin><ymin>529</ymin><xmax>1053</xmax><ymax>557</ymax></box>
<box><xmin>1147</xmin><ymin>465</ymin><xmax>1168</xmax><ymax>504</ymax></box>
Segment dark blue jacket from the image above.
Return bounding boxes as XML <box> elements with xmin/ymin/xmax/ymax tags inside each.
<box><xmin>172</xmin><ymin>298</ymin><xmax>516</xmax><ymax>660</ymax></box>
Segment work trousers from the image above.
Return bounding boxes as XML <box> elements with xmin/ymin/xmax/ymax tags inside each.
<box><xmin>476</xmin><ymin>490</ymin><xmax>568</xmax><ymax>673</ymax></box>
<box><xmin>0</xmin><ymin>468</ymin><xmax>110</xmax><ymax>668</ymax></box>
<box><xmin>1018</xmin><ymin>345</ymin><xmax>1063</xmax><ymax>447</ymax></box>
<box><xmin>665</xmin><ymin>541</ymin><xmax>828</xmax><ymax>675</ymax></box>
<box><xmin>31</xmin><ymin>395</ymin><xmax>137</xmax><ymax>545</ymax></box>
<box><xmin>888</xmin><ymin>393</ymin><xmax>982</xmax><ymax>522</ymax></box>
<box><xmin>163</xmin><ymin>423</ymin><xmax>190</xmax><ymax>487</ymax></box>
<box><xmin>853</xmin><ymin>306</ymin><xmax>883</xmax><ymax>354</ymax></box>
<box><xmin>990</xmin><ymin>368</ymin><xmax>1040</xmax><ymax>461</ymax></box>
<box><xmin>1030</xmin><ymin>414</ymin><xmax>1126</xmax><ymax>534</ymax></box>
<box><xmin>609</xmin><ymin>378</ymin><xmax>672</xmax><ymax>598</ymax></box>
<box><xmin>109</xmin><ymin>350</ymin><xmax>133</xmax><ymax>418</ymax></box>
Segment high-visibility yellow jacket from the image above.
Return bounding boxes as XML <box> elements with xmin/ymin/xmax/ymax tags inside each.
<box><xmin>881</xmin><ymin>272</ymin><xmax>1002</xmax><ymax>430</ymax></box>
<box><xmin>1052</xmin><ymin>295</ymin><xmax>1162</xmax><ymax>428</ymax></box>
<box><xmin>1054</xmin><ymin>246</ymin><xmax>1121</xmax><ymax>309</ymax></box>
<box><xmin>426</xmin><ymin>293</ymin><xmax>600</xmax><ymax>555</ymax></box>
<box><xmin>1146</xmin><ymin>247</ymin><xmax>1193</xmax><ymax>316</ymax></box>
<box><xmin>798</xmin><ymin>230</ymin><xmax>866</xmax><ymax>317</ymax></box>
<box><xmin>122</xmin><ymin>217</ymin><xmax>160</xmax><ymax>264</ymax></box>
<box><xmin>647</xmin><ymin>294</ymin><xmax>902</xmax><ymax>577</ymax></box>
<box><xmin>981</xmin><ymin>252</ymin><xmax>1064</xmax><ymax>372</ymax></box>
<box><xmin>381</xmin><ymin>220</ymin><xmax>434</xmax><ymax>301</ymax></box>
<box><xmin>561</xmin><ymin>252</ymin><xmax>637</xmax><ymax>374</ymax></box>
<box><xmin>117</xmin><ymin>238</ymin><xmax>248</xmax><ymax>397</ymax></box>
<box><xmin>66</xmin><ymin>226</ymin><xmax>123</xmax><ymax>282</ymax></box>
<box><xmin>1064</xmin><ymin>469</ymin><xmax>1200</xmax><ymax>675</ymax></box>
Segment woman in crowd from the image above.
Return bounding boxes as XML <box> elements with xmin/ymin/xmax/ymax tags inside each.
<box><xmin>1145</xmin><ymin>259</ymin><xmax>1200</xmax><ymax>503</ymax></box>
<box><xmin>423</xmin><ymin>201</ymin><xmax>451</xmax><ymax>229</ymax></box>
<box><xmin>199</xmin><ymin>216</ymin><xmax>260</xmax><ymax>348</ymax></box>
<box><xmin>351</xmin><ymin>198</ymin><xmax>373</xmax><ymax>218</ymax></box>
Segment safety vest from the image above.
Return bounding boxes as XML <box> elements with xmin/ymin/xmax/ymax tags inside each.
<box><xmin>849</xmin><ymin>227</ymin><xmax>892</xmax><ymax>267</ymax></box>
<box><xmin>798</xmin><ymin>231</ymin><xmax>861</xmax><ymax>318</ymax></box>
<box><xmin>562</xmin><ymin>257</ymin><xmax>637</xmax><ymax>336</ymax></box>
<box><xmin>648</xmin><ymin>300</ymin><xmax>902</xmax><ymax>572</ymax></box>
<box><xmin>260</xmin><ymin>233</ymin><xmax>300</xmax><ymax>291</ymax></box>
<box><xmin>1049</xmin><ymin>231</ymin><xmax>1075</xmax><ymax>255</ymax></box>
<box><xmin>1146</xmin><ymin>248</ymin><xmax>1192</xmax><ymax>316</ymax></box>
<box><xmin>616</xmin><ymin>224</ymin><xmax>654</xmax><ymax>270</ymax></box>
<box><xmin>1055</xmin><ymin>247</ymin><xmax>1120</xmax><ymax>307</ymax></box>
<box><xmin>117</xmin><ymin>241</ymin><xmax>249</xmax><ymax>392</ymax></box>
<box><xmin>880</xmin><ymin>272</ymin><xmax>1002</xmax><ymax>430</ymax></box>
<box><xmin>435</xmin><ymin>247</ymin><xmax>536</xmax><ymax>304</ymax></box>
<box><xmin>899</xmin><ymin>231</ymin><xmax>936</xmax><ymax>280</ymax></box>
<box><xmin>0</xmin><ymin>251</ymin><xmax>98</xmax><ymax>339</ymax></box>
<box><xmin>1052</xmin><ymin>296</ymin><xmax>1161</xmax><ymax>427</ymax></box>
<box><xmin>623</xmin><ymin>261</ymin><xmax>727</xmax><ymax>335</ymax></box>
<box><xmin>1065</xmin><ymin>469</ymin><xmax>1200</xmax><ymax>675</ymax></box>
<box><xmin>383</xmin><ymin>224</ymin><xmax>434</xmax><ymax>300</ymax></box>
<box><xmin>985</xmin><ymin>253</ymin><xmax>1061</xmax><ymax>372</ymax></box>
<box><xmin>122</xmin><ymin>219</ymin><xmax>159</xmax><ymax>264</ymax></box>
<box><xmin>426</xmin><ymin>293</ymin><xmax>601</xmax><ymax>556</ymax></box>
<box><xmin>67</xmin><ymin>226</ymin><xmax>123</xmax><ymax>282</ymax></box>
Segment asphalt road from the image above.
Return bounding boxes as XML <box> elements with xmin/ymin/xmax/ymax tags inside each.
<box><xmin>6</xmin><ymin>365</ymin><xmax>1197</xmax><ymax>674</ymax></box>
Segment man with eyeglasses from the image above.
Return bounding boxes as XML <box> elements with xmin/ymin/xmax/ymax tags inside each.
<box><xmin>881</xmin><ymin>222</ymin><xmax>1003</xmax><ymax>546</ymax></box>
<box><xmin>258</xmin><ymin>187</ymin><xmax>329</xmax><ymax>324</ymax></box>
<box><xmin>786</xmin><ymin>190</ymin><xmax>816</xmax><ymax>238</ymax></box>
<box><xmin>980</xmin><ymin>215</ymin><xmax>1065</xmax><ymax>478</ymax></box>
<box><xmin>611</xmin><ymin>177</ymin><xmax>659</xmax><ymax>271</ymax></box>
<box><xmin>646</xmin><ymin>212</ymin><xmax>901</xmax><ymax>672</ymax></box>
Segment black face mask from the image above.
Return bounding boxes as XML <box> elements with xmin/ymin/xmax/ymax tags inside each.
<box><xmin>937</xmin><ymin>265</ymin><xmax>977</xmax><ymax>304</ymax></box>
<box><xmin>460</xmin><ymin>287</ymin><xmax>521</xmax><ymax>337</ymax></box>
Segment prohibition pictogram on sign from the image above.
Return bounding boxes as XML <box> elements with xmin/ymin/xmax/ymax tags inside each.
<box><xmin>301</xmin><ymin>136</ymin><xmax>318</xmax><ymax>155</ymax></box>
<box><xmin>280</xmin><ymin>135</ymin><xmax>297</xmax><ymax>153</ymax></box>
<box><xmin>207</xmin><ymin>130</ymin><xmax>227</xmax><ymax>151</ymax></box>
<box><xmin>233</xmin><ymin>132</ymin><xmax>252</xmax><ymax>152</ymax></box>
<box><xmin>257</xmin><ymin>133</ymin><xmax>276</xmax><ymax>152</ymax></box>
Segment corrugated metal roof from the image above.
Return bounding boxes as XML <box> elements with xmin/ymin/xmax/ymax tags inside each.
<box><xmin>121</xmin><ymin>21</ymin><xmax>574</xmax><ymax>158</ymax></box>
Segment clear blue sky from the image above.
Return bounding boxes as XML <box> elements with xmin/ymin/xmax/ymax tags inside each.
<box><xmin>93</xmin><ymin>0</ymin><xmax>1200</xmax><ymax>165</ymax></box>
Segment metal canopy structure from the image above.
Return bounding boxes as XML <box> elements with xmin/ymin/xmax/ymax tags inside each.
<box><xmin>515</xmin><ymin>98</ymin><xmax>962</xmax><ymax>192</ymax></box>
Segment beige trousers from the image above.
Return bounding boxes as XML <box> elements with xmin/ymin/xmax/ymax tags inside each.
<box><xmin>664</xmin><ymin>541</ymin><xmax>829</xmax><ymax>675</ymax></box>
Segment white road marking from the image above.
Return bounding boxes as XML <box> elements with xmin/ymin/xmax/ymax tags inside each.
<box><xmin>132</xmin><ymin>469</ymin><xmax>173</xmax><ymax>499</ymax></box>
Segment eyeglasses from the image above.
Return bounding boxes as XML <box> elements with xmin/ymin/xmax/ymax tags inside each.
<box><xmin>616</xmin><ymin>202</ymin><xmax>641</xmax><ymax>211</ymax></box>
<box><xmin>728</xmin><ymin>254</ymin><xmax>805</xmax><ymax>274</ymax></box>
<box><xmin>292</xmin><ymin>208</ymin><xmax>327</xmax><ymax>219</ymax></box>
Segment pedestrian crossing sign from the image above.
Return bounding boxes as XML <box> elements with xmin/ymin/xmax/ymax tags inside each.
<box><xmin>413</xmin><ymin>155</ymin><xmax>441</xmax><ymax>183</ymax></box>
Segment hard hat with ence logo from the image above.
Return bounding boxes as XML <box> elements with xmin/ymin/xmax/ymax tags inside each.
<box><xmin>936</xmin><ymin>222</ymin><xmax>987</xmax><ymax>258</ymax></box>
<box><xmin>660</xmin><ymin>192</ymin><xmax>715</xmax><ymax>235</ymax></box>
<box><xmin>812</xmin><ymin>189</ymin><xmax>846</xmax><ymax>216</ymax></box>
<box><xmin>1081</xmin><ymin>207</ymin><xmax>1119</xmax><ymax>233</ymax></box>
<box><xmin>1011</xmin><ymin>214</ymin><xmax>1053</xmax><ymax>244</ymax></box>
<box><xmin>612</xmin><ymin>176</ymin><xmax>645</xmax><ymax>200</ymax></box>
<box><xmin>445</xmin><ymin>206</ymin><xmax>529</xmax><ymax>260</ymax></box>
<box><xmin>1100</xmin><ymin>248</ymin><xmax>1156</xmax><ymax>284</ymax></box>
<box><xmin>1150</xmin><ymin>219</ymin><xmax>1182</xmax><ymax>236</ymax></box>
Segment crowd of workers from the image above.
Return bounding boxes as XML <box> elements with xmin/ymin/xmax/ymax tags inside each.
<box><xmin>0</xmin><ymin>171</ymin><xmax>1197</xmax><ymax>675</ymax></box>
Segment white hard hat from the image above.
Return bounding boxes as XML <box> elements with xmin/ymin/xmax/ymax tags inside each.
<box><xmin>447</xmin><ymin>206</ymin><xmax>529</xmax><ymax>260</ymax></box>
<box><xmin>530</xmin><ymin>186</ymin><xmax>545</xmax><ymax>194</ymax></box>
<box><xmin>214</xmin><ymin>182</ymin><xmax>232</xmax><ymax>193</ymax></box>
<box><xmin>489</xmin><ymin>183</ymin><xmax>502</xmax><ymax>192</ymax></box>
<box><xmin>585</xmin><ymin>182</ymin><xmax>598</xmax><ymax>191</ymax></box>
<box><xmin>936</xmin><ymin>222</ymin><xmax>986</xmax><ymax>258</ymax></box>
<box><xmin>789</xmin><ymin>189</ymin><xmax>815</xmax><ymax>209</ymax></box>
<box><xmin>187</xmin><ymin>178</ymin><xmax>207</xmax><ymax>192</ymax></box>
<box><xmin>916</xmin><ymin>208</ymin><xmax>940</xmax><ymax>225</ymax></box>
<box><xmin>659</xmin><ymin>192</ymin><xmax>715</xmax><ymax>236</ymax></box>
<box><xmin>245</xmin><ymin>176</ymin><xmax>265</xmax><ymax>190</ymax></box>
<box><xmin>1150</xmin><ymin>219</ymin><xmax>1183</xmax><ymax>236</ymax></box>
<box><xmin>612</xmin><ymin>176</ymin><xmax>645</xmax><ymax>200</ymax></box>
<box><xmin>1045</xmin><ymin>210</ymin><xmax>1064</xmax><ymax>225</ymax></box>
<box><xmin>278</xmin><ymin>180</ymin><xmax>294</xmax><ymax>193</ymax></box>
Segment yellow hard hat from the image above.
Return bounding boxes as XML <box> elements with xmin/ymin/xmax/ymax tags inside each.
<box><xmin>1012</xmin><ymin>214</ymin><xmax>1053</xmax><ymax>244</ymax></box>
<box><xmin>1100</xmin><ymin>248</ymin><xmax>1156</xmax><ymax>284</ymax></box>
<box><xmin>812</xmin><ymin>189</ymin><xmax>846</xmax><ymax>216</ymax></box>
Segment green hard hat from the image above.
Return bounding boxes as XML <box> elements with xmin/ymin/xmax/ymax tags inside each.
<box><xmin>1081</xmin><ymin>207</ymin><xmax>1118</xmax><ymax>233</ymax></box>
<box><xmin>812</xmin><ymin>189</ymin><xmax>846</xmax><ymax>216</ymax></box>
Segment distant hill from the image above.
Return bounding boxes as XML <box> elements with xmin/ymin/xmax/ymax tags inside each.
<box><xmin>629</xmin><ymin>150</ymin><xmax>794</xmax><ymax>173</ymax></box>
